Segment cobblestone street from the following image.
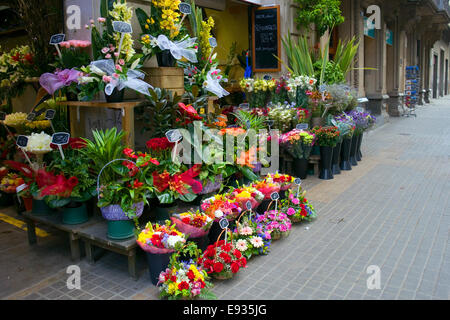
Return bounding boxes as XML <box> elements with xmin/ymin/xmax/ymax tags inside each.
<box><xmin>1</xmin><ymin>99</ymin><xmax>449</xmax><ymax>300</ymax></box>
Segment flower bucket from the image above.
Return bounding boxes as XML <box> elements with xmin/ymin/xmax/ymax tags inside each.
<box><xmin>146</xmin><ymin>251</ymin><xmax>173</xmax><ymax>285</ymax></box>
<box><xmin>319</xmin><ymin>146</ymin><xmax>334</xmax><ymax>180</ymax></box>
<box><xmin>100</xmin><ymin>202</ymin><xmax>144</xmax><ymax>221</ymax></box>
<box><xmin>190</xmin><ymin>234</ymin><xmax>209</xmax><ymax>252</ymax></box>
<box><xmin>31</xmin><ymin>198</ymin><xmax>52</xmax><ymax>215</ymax></box>
<box><xmin>22</xmin><ymin>196</ymin><xmax>33</xmax><ymax>212</ymax></box>
<box><xmin>213</xmin><ymin>270</ymin><xmax>233</xmax><ymax>280</ymax></box>
<box><xmin>62</xmin><ymin>202</ymin><xmax>89</xmax><ymax>225</ymax></box>
<box><xmin>340</xmin><ymin>138</ymin><xmax>352</xmax><ymax>171</ymax></box>
<box><xmin>154</xmin><ymin>201</ymin><xmax>177</xmax><ymax>223</ymax></box>
<box><xmin>256</xmin><ymin>199</ymin><xmax>271</xmax><ymax>215</ymax></box>
<box><xmin>332</xmin><ymin>142</ymin><xmax>342</xmax><ymax>175</ymax></box>
<box><xmin>292</xmin><ymin>158</ymin><xmax>308</xmax><ymax>179</ymax></box>
<box><xmin>208</xmin><ymin>221</ymin><xmax>225</xmax><ymax>245</ymax></box>
<box><xmin>349</xmin><ymin>134</ymin><xmax>359</xmax><ymax>166</ymax></box>
<box><xmin>106</xmin><ymin>220</ymin><xmax>135</xmax><ymax>240</ymax></box>
<box><xmin>156</xmin><ymin>50</ymin><xmax>176</xmax><ymax>67</ymax></box>
<box><xmin>0</xmin><ymin>191</ymin><xmax>13</xmax><ymax>207</ymax></box>
<box><xmin>356</xmin><ymin>132</ymin><xmax>363</xmax><ymax>161</ymax></box>
<box><xmin>105</xmin><ymin>87</ymin><xmax>125</xmax><ymax>103</ymax></box>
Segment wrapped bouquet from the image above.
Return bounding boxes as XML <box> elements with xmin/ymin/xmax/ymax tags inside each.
<box><xmin>200</xmin><ymin>194</ymin><xmax>242</xmax><ymax>222</ymax></box>
<box><xmin>137</xmin><ymin>221</ymin><xmax>186</xmax><ymax>254</ymax></box>
<box><xmin>170</xmin><ymin>210</ymin><xmax>213</xmax><ymax>239</ymax></box>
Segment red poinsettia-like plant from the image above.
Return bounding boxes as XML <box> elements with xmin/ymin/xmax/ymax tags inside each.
<box><xmin>39</xmin><ymin>170</ymin><xmax>79</xmax><ymax>198</ymax></box>
<box><xmin>176</xmin><ymin>102</ymin><xmax>203</xmax><ymax>127</ymax></box>
<box><xmin>152</xmin><ymin>165</ymin><xmax>203</xmax><ymax>195</ymax></box>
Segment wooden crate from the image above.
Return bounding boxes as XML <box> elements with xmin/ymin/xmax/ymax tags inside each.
<box><xmin>143</xmin><ymin>67</ymin><xmax>185</xmax><ymax>96</ymax></box>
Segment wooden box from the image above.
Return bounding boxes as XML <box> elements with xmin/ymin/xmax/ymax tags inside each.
<box><xmin>143</xmin><ymin>67</ymin><xmax>185</xmax><ymax>97</ymax></box>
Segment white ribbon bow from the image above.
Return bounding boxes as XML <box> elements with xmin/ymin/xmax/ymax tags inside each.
<box><xmin>155</xmin><ymin>35</ymin><xmax>198</xmax><ymax>63</ymax></box>
<box><xmin>90</xmin><ymin>59</ymin><xmax>153</xmax><ymax>96</ymax></box>
<box><xmin>203</xmin><ymin>68</ymin><xmax>229</xmax><ymax>98</ymax></box>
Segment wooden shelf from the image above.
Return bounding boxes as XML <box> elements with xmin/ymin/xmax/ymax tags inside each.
<box><xmin>57</xmin><ymin>100</ymin><xmax>145</xmax><ymax>109</ymax></box>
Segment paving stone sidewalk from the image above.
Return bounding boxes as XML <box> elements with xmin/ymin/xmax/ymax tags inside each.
<box><xmin>1</xmin><ymin>98</ymin><xmax>449</xmax><ymax>300</ymax></box>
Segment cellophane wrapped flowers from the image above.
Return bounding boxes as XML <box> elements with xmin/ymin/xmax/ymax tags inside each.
<box><xmin>137</xmin><ymin>221</ymin><xmax>186</xmax><ymax>254</ymax></box>
<box><xmin>201</xmin><ymin>194</ymin><xmax>242</xmax><ymax>222</ymax></box>
<box><xmin>198</xmin><ymin>240</ymin><xmax>247</xmax><ymax>280</ymax></box>
<box><xmin>265</xmin><ymin>173</ymin><xmax>295</xmax><ymax>191</ymax></box>
<box><xmin>233</xmin><ymin>216</ymin><xmax>271</xmax><ymax>259</ymax></box>
<box><xmin>171</xmin><ymin>210</ymin><xmax>213</xmax><ymax>239</ymax></box>
<box><xmin>279</xmin><ymin>129</ymin><xmax>316</xmax><ymax>159</ymax></box>
<box><xmin>225</xmin><ymin>185</ymin><xmax>264</xmax><ymax>210</ymax></box>
<box><xmin>25</xmin><ymin>132</ymin><xmax>52</xmax><ymax>153</ymax></box>
<box><xmin>251</xmin><ymin>180</ymin><xmax>281</xmax><ymax>200</ymax></box>
<box><xmin>256</xmin><ymin>210</ymin><xmax>292</xmax><ymax>240</ymax></box>
<box><xmin>158</xmin><ymin>259</ymin><xmax>214</xmax><ymax>300</ymax></box>
<box><xmin>0</xmin><ymin>173</ymin><xmax>25</xmax><ymax>193</ymax></box>
<box><xmin>281</xmin><ymin>191</ymin><xmax>317</xmax><ymax>223</ymax></box>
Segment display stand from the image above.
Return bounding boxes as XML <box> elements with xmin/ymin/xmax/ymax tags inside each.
<box><xmin>404</xmin><ymin>66</ymin><xmax>419</xmax><ymax>117</ymax></box>
<box><xmin>57</xmin><ymin>100</ymin><xmax>145</xmax><ymax>148</ymax></box>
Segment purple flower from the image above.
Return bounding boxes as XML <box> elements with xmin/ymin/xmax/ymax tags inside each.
<box><xmin>39</xmin><ymin>68</ymin><xmax>81</xmax><ymax>95</ymax></box>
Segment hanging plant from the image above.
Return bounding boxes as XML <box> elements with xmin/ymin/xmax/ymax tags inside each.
<box><xmin>294</xmin><ymin>0</ymin><xmax>345</xmax><ymax>37</ymax></box>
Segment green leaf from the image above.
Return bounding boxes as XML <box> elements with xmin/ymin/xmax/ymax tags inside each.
<box><xmin>179</xmin><ymin>193</ymin><xmax>197</xmax><ymax>203</ymax></box>
<box><xmin>157</xmin><ymin>193</ymin><xmax>174</xmax><ymax>204</ymax></box>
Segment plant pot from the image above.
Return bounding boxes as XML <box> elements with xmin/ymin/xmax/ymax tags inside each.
<box><xmin>332</xmin><ymin>142</ymin><xmax>342</xmax><ymax>175</ymax></box>
<box><xmin>146</xmin><ymin>251</ymin><xmax>173</xmax><ymax>285</ymax></box>
<box><xmin>100</xmin><ymin>202</ymin><xmax>144</xmax><ymax>220</ymax></box>
<box><xmin>154</xmin><ymin>201</ymin><xmax>177</xmax><ymax>224</ymax></box>
<box><xmin>311</xmin><ymin>145</ymin><xmax>320</xmax><ymax>155</ymax></box>
<box><xmin>199</xmin><ymin>175</ymin><xmax>223</xmax><ymax>195</ymax></box>
<box><xmin>356</xmin><ymin>132</ymin><xmax>363</xmax><ymax>161</ymax></box>
<box><xmin>292</xmin><ymin>158</ymin><xmax>308</xmax><ymax>179</ymax></box>
<box><xmin>350</xmin><ymin>134</ymin><xmax>359</xmax><ymax>166</ymax></box>
<box><xmin>208</xmin><ymin>221</ymin><xmax>225</xmax><ymax>244</ymax></box>
<box><xmin>106</xmin><ymin>220</ymin><xmax>136</xmax><ymax>240</ymax></box>
<box><xmin>31</xmin><ymin>198</ymin><xmax>52</xmax><ymax>215</ymax></box>
<box><xmin>105</xmin><ymin>88</ymin><xmax>125</xmax><ymax>103</ymax></box>
<box><xmin>156</xmin><ymin>50</ymin><xmax>176</xmax><ymax>67</ymax></box>
<box><xmin>62</xmin><ymin>202</ymin><xmax>89</xmax><ymax>225</ymax></box>
<box><xmin>340</xmin><ymin>138</ymin><xmax>352</xmax><ymax>171</ymax></box>
<box><xmin>0</xmin><ymin>191</ymin><xmax>13</xmax><ymax>207</ymax></box>
<box><xmin>319</xmin><ymin>146</ymin><xmax>334</xmax><ymax>180</ymax></box>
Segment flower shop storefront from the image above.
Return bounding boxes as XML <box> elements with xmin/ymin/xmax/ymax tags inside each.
<box><xmin>0</xmin><ymin>0</ymin><xmax>378</xmax><ymax>300</ymax></box>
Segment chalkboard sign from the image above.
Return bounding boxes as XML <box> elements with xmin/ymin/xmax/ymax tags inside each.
<box><xmin>265</xmin><ymin>119</ymin><xmax>274</xmax><ymax>127</ymax></box>
<box><xmin>246</xmin><ymin>201</ymin><xmax>252</xmax><ymax>210</ymax></box>
<box><xmin>16</xmin><ymin>135</ymin><xmax>28</xmax><ymax>148</ymax></box>
<box><xmin>263</xmin><ymin>74</ymin><xmax>272</xmax><ymax>80</ymax></box>
<box><xmin>179</xmin><ymin>3</ymin><xmax>192</xmax><ymax>15</ymax></box>
<box><xmin>49</xmin><ymin>34</ymin><xmax>65</xmax><ymax>45</ymax></box>
<box><xmin>165</xmin><ymin>129</ymin><xmax>182</xmax><ymax>143</ymax></box>
<box><xmin>112</xmin><ymin>21</ymin><xmax>132</xmax><ymax>33</ymax></box>
<box><xmin>45</xmin><ymin>109</ymin><xmax>56</xmax><ymax>120</ymax></box>
<box><xmin>208</xmin><ymin>37</ymin><xmax>217</xmax><ymax>48</ymax></box>
<box><xmin>270</xmin><ymin>192</ymin><xmax>279</xmax><ymax>201</ymax></box>
<box><xmin>0</xmin><ymin>111</ymin><xmax>5</xmax><ymax>121</ymax></box>
<box><xmin>26</xmin><ymin>113</ymin><xmax>36</xmax><ymax>121</ymax></box>
<box><xmin>294</xmin><ymin>178</ymin><xmax>302</xmax><ymax>185</ymax></box>
<box><xmin>296</xmin><ymin>123</ymin><xmax>309</xmax><ymax>130</ymax></box>
<box><xmin>252</xmin><ymin>5</ymin><xmax>280</xmax><ymax>72</ymax></box>
<box><xmin>219</xmin><ymin>218</ymin><xmax>229</xmax><ymax>229</ymax></box>
<box><xmin>51</xmin><ymin>132</ymin><xmax>70</xmax><ymax>145</ymax></box>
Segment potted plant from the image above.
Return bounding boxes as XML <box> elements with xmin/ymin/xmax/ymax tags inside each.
<box><xmin>136</xmin><ymin>221</ymin><xmax>186</xmax><ymax>285</ymax></box>
<box><xmin>157</xmin><ymin>242</ymin><xmax>216</xmax><ymax>300</ymax></box>
<box><xmin>311</xmin><ymin>126</ymin><xmax>340</xmax><ymax>180</ymax></box>
<box><xmin>346</xmin><ymin>109</ymin><xmax>371</xmax><ymax>166</ymax></box>
<box><xmin>279</xmin><ymin>129</ymin><xmax>316</xmax><ymax>179</ymax></box>
<box><xmin>170</xmin><ymin>210</ymin><xmax>213</xmax><ymax>251</ymax></box>
<box><xmin>328</xmin><ymin>113</ymin><xmax>355</xmax><ymax>174</ymax></box>
<box><xmin>42</xmin><ymin>138</ymin><xmax>96</xmax><ymax>225</ymax></box>
<box><xmin>0</xmin><ymin>172</ymin><xmax>24</xmax><ymax>207</ymax></box>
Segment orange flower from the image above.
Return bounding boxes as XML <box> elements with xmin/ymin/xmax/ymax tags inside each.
<box><xmin>236</xmin><ymin>146</ymin><xmax>257</xmax><ymax>168</ymax></box>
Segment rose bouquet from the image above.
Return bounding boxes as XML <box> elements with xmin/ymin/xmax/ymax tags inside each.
<box><xmin>281</xmin><ymin>191</ymin><xmax>317</xmax><ymax>223</ymax></box>
<box><xmin>225</xmin><ymin>185</ymin><xmax>264</xmax><ymax>210</ymax></box>
<box><xmin>171</xmin><ymin>210</ymin><xmax>213</xmax><ymax>239</ymax></box>
<box><xmin>137</xmin><ymin>221</ymin><xmax>186</xmax><ymax>254</ymax></box>
<box><xmin>200</xmin><ymin>194</ymin><xmax>242</xmax><ymax>222</ymax></box>
<box><xmin>0</xmin><ymin>173</ymin><xmax>25</xmax><ymax>194</ymax></box>
<box><xmin>251</xmin><ymin>180</ymin><xmax>281</xmax><ymax>200</ymax></box>
<box><xmin>279</xmin><ymin>129</ymin><xmax>316</xmax><ymax>159</ymax></box>
<box><xmin>198</xmin><ymin>240</ymin><xmax>247</xmax><ymax>280</ymax></box>
<box><xmin>265</xmin><ymin>173</ymin><xmax>295</xmax><ymax>191</ymax></box>
<box><xmin>232</xmin><ymin>215</ymin><xmax>271</xmax><ymax>259</ymax></box>
<box><xmin>256</xmin><ymin>210</ymin><xmax>292</xmax><ymax>241</ymax></box>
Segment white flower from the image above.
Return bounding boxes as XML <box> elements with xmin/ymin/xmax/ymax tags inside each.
<box><xmin>167</xmin><ymin>235</ymin><xmax>185</xmax><ymax>248</ymax></box>
<box><xmin>214</xmin><ymin>210</ymin><xmax>224</xmax><ymax>218</ymax></box>
<box><xmin>25</xmin><ymin>132</ymin><xmax>52</xmax><ymax>152</ymax></box>
<box><xmin>250</xmin><ymin>236</ymin><xmax>264</xmax><ymax>248</ymax></box>
<box><xmin>78</xmin><ymin>76</ymin><xmax>96</xmax><ymax>84</ymax></box>
<box><xmin>235</xmin><ymin>239</ymin><xmax>248</xmax><ymax>252</ymax></box>
<box><xmin>239</xmin><ymin>226</ymin><xmax>253</xmax><ymax>236</ymax></box>
<box><xmin>89</xmin><ymin>65</ymin><xmax>106</xmax><ymax>76</ymax></box>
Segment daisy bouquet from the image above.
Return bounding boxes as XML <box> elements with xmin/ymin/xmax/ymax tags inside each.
<box><xmin>281</xmin><ymin>191</ymin><xmax>317</xmax><ymax>223</ymax></box>
<box><xmin>251</xmin><ymin>180</ymin><xmax>281</xmax><ymax>200</ymax></box>
<box><xmin>265</xmin><ymin>173</ymin><xmax>295</xmax><ymax>191</ymax></box>
<box><xmin>197</xmin><ymin>240</ymin><xmax>247</xmax><ymax>280</ymax></box>
<box><xmin>256</xmin><ymin>210</ymin><xmax>292</xmax><ymax>240</ymax></box>
<box><xmin>200</xmin><ymin>194</ymin><xmax>242</xmax><ymax>222</ymax></box>
<box><xmin>170</xmin><ymin>210</ymin><xmax>213</xmax><ymax>239</ymax></box>
<box><xmin>137</xmin><ymin>221</ymin><xmax>186</xmax><ymax>254</ymax></box>
<box><xmin>225</xmin><ymin>185</ymin><xmax>264</xmax><ymax>210</ymax></box>
<box><xmin>232</xmin><ymin>215</ymin><xmax>271</xmax><ymax>259</ymax></box>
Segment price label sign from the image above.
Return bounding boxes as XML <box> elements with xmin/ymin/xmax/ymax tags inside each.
<box><xmin>246</xmin><ymin>201</ymin><xmax>252</xmax><ymax>210</ymax></box>
<box><xmin>270</xmin><ymin>192</ymin><xmax>279</xmax><ymax>201</ymax></box>
<box><xmin>0</xmin><ymin>111</ymin><xmax>5</xmax><ymax>121</ymax></box>
<box><xmin>16</xmin><ymin>135</ymin><xmax>28</xmax><ymax>148</ymax></box>
<box><xmin>165</xmin><ymin>129</ymin><xmax>182</xmax><ymax>143</ymax></box>
<box><xmin>45</xmin><ymin>109</ymin><xmax>56</xmax><ymax>120</ymax></box>
<box><xmin>266</xmin><ymin>119</ymin><xmax>274</xmax><ymax>127</ymax></box>
<box><xmin>263</xmin><ymin>74</ymin><xmax>272</xmax><ymax>80</ymax></box>
<box><xmin>49</xmin><ymin>33</ymin><xmax>65</xmax><ymax>45</ymax></box>
<box><xmin>219</xmin><ymin>218</ymin><xmax>229</xmax><ymax>229</ymax></box>
<box><xmin>294</xmin><ymin>178</ymin><xmax>302</xmax><ymax>185</ymax></box>
<box><xmin>209</xmin><ymin>37</ymin><xmax>217</xmax><ymax>48</ymax></box>
<box><xmin>26</xmin><ymin>113</ymin><xmax>36</xmax><ymax>121</ymax></box>
<box><xmin>296</xmin><ymin>123</ymin><xmax>309</xmax><ymax>130</ymax></box>
<box><xmin>356</xmin><ymin>107</ymin><xmax>364</xmax><ymax>112</ymax></box>
<box><xmin>16</xmin><ymin>183</ymin><xmax>28</xmax><ymax>193</ymax></box>
<box><xmin>51</xmin><ymin>132</ymin><xmax>70</xmax><ymax>145</ymax></box>
<box><xmin>239</xmin><ymin>103</ymin><xmax>249</xmax><ymax>109</ymax></box>
<box><xmin>179</xmin><ymin>2</ymin><xmax>192</xmax><ymax>14</ymax></box>
<box><xmin>112</xmin><ymin>21</ymin><xmax>132</xmax><ymax>33</ymax></box>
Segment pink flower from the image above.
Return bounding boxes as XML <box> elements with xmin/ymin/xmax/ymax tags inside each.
<box><xmin>115</xmin><ymin>64</ymin><xmax>122</xmax><ymax>72</ymax></box>
<box><xmin>102</xmin><ymin>75</ymin><xmax>112</xmax><ymax>83</ymax></box>
<box><xmin>105</xmin><ymin>53</ymin><xmax>111</xmax><ymax>59</ymax></box>
<box><xmin>114</xmin><ymin>52</ymin><xmax>119</xmax><ymax>57</ymax></box>
<box><xmin>118</xmin><ymin>59</ymin><xmax>125</xmax><ymax>66</ymax></box>
<box><xmin>84</xmin><ymin>24</ymin><xmax>89</xmax><ymax>29</ymax></box>
<box><xmin>287</xmin><ymin>207</ymin><xmax>295</xmax><ymax>216</ymax></box>
<box><xmin>90</xmin><ymin>19</ymin><xmax>94</xmax><ymax>24</ymax></box>
<box><xmin>292</xmin><ymin>197</ymin><xmax>299</xmax><ymax>205</ymax></box>
<box><xmin>264</xmin><ymin>231</ymin><xmax>271</xmax><ymax>240</ymax></box>
<box><xmin>101</xmin><ymin>47</ymin><xmax>109</xmax><ymax>54</ymax></box>
<box><xmin>279</xmin><ymin>224</ymin><xmax>287</xmax><ymax>232</ymax></box>
<box><xmin>112</xmin><ymin>73</ymin><xmax>119</xmax><ymax>78</ymax></box>
<box><xmin>98</xmin><ymin>17</ymin><xmax>106</xmax><ymax>23</ymax></box>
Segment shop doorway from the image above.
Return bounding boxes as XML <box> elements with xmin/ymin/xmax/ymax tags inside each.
<box><xmin>445</xmin><ymin>59</ymin><xmax>448</xmax><ymax>95</ymax></box>
<box><xmin>433</xmin><ymin>54</ymin><xmax>438</xmax><ymax>99</ymax></box>
<box><xmin>439</xmin><ymin>49</ymin><xmax>445</xmax><ymax>97</ymax></box>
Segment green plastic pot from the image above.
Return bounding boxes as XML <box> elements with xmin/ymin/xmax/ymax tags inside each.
<box><xmin>31</xmin><ymin>199</ymin><xmax>52</xmax><ymax>215</ymax></box>
<box><xmin>62</xmin><ymin>203</ymin><xmax>89</xmax><ymax>225</ymax></box>
<box><xmin>107</xmin><ymin>220</ymin><xmax>135</xmax><ymax>240</ymax></box>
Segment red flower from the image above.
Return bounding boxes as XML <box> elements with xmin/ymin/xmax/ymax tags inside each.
<box><xmin>219</xmin><ymin>252</ymin><xmax>232</xmax><ymax>264</ymax></box>
<box><xmin>69</xmin><ymin>138</ymin><xmax>86</xmax><ymax>149</ymax></box>
<box><xmin>170</xmin><ymin>275</ymin><xmax>177</xmax><ymax>282</ymax></box>
<box><xmin>239</xmin><ymin>257</ymin><xmax>247</xmax><ymax>268</ymax></box>
<box><xmin>67</xmin><ymin>176</ymin><xmax>79</xmax><ymax>188</ymax></box>
<box><xmin>233</xmin><ymin>249</ymin><xmax>242</xmax><ymax>259</ymax></box>
<box><xmin>146</xmin><ymin>137</ymin><xmax>174</xmax><ymax>152</ymax></box>
<box><xmin>213</xmin><ymin>262</ymin><xmax>224</xmax><ymax>273</ymax></box>
<box><xmin>178</xmin><ymin>281</ymin><xmax>190</xmax><ymax>291</ymax></box>
<box><xmin>123</xmin><ymin>148</ymin><xmax>138</xmax><ymax>159</ymax></box>
<box><xmin>230</xmin><ymin>261</ymin><xmax>240</xmax><ymax>273</ymax></box>
<box><xmin>221</xmin><ymin>243</ymin><xmax>232</xmax><ymax>252</ymax></box>
<box><xmin>132</xmin><ymin>179</ymin><xmax>143</xmax><ymax>189</ymax></box>
<box><xmin>187</xmin><ymin>270</ymin><xmax>195</xmax><ymax>281</ymax></box>
<box><xmin>179</xmin><ymin>103</ymin><xmax>198</xmax><ymax>115</ymax></box>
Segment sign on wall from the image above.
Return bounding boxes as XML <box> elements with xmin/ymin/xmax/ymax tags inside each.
<box><xmin>386</xmin><ymin>29</ymin><xmax>393</xmax><ymax>46</ymax></box>
<box><xmin>363</xmin><ymin>16</ymin><xmax>375</xmax><ymax>39</ymax></box>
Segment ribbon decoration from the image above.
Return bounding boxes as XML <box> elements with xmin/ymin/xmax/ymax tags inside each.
<box><xmin>153</xmin><ymin>35</ymin><xmax>198</xmax><ymax>63</ymax></box>
<box><xmin>203</xmin><ymin>68</ymin><xmax>229</xmax><ymax>99</ymax></box>
<box><xmin>39</xmin><ymin>69</ymin><xmax>81</xmax><ymax>95</ymax></box>
<box><xmin>89</xmin><ymin>59</ymin><xmax>153</xmax><ymax>96</ymax></box>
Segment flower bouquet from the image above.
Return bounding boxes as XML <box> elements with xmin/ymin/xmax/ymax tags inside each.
<box><xmin>281</xmin><ymin>191</ymin><xmax>317</xmax><ymax>223</ymax></box>
<box><xmin>251</xmin><ymin>180</ymin><xmax>281</xmax><ymax>200</ymax></box>
<box><xmin>137</xmin><ymin>221</ymin><xmax>187</xmax><ymax>285</ymax></box>
<box><xmin>268</xmin><ymin>102</ymin><xmax>298</xmax><ymax>133</ymax></box>
<box><xmin>200</xmin><ymin>194</ymin><xmax>242</xmax><ymax>222</ymax></box>
<box><xmin>170</xmin><ymin>210</ymin><xmax>213</xmax><ymax>239</ymax></box>
<box><xmin>198</xmin><ymin>239</ymin><xmax>247</xmax><ymax>280</ymax></box>
<box><xmin>311</xmin><ymin>126</ymin><xmax>340</xmax><ymax>147</ymax></box>
<box><xmin>265</xmin><ymin>173</ymin><xmax>295</xmax><ymax>191</ymax></box>
<box><xmin>0</xmin><ymin>173</ymin><xmax>25</xmax><ymax>194</ymax></box>
<box><xmin>232</xmin><ymin>214</ymin><xmax>271</xmax><ymax>259</ymax></box>
<box><xmin>2</xmin><ymin>113</ymin><xmax>51</xmax><ymax>135</ymax></box>
<box><xmin>240</xmin><ymin>77</ymin><xmax>275</xmax><ymax>108</ymax></box>
<box><xmin>279</xmin><ymin>129</ymin><xmax>316</xmax><ymax>159</ymax></box>
<box><xmin>225</xmin><ymin>185</ymin><xmax>264</xmax><ymax>211</ymax></box>
<box><xmin>256</xmin><ymin>210</ymin><xmax>292</xmax><ymax>241</ymax></box>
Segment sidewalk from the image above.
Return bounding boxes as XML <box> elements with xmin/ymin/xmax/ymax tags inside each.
<box><xmin>1</xmin><ymin>98</ymin><xmax>449</xmax><ymax>300</ymax></box>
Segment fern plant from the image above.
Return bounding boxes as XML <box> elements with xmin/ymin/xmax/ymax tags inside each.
<box><xmin>233</xmin><ymin>109</ymin><xmax>267</xmax><ymax>131</ymax></box>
